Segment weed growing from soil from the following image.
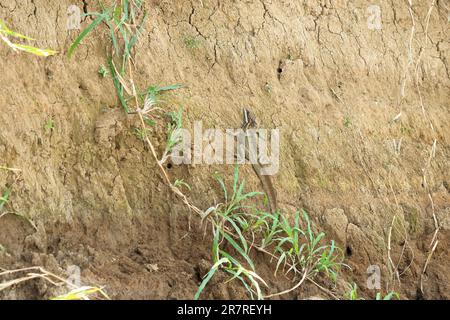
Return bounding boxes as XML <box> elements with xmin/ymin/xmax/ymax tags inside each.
<box><xmin>0</xmin><ymin>244</ymin><xmax>8</xmax><ymax>256</ymax></box>
<box><xmin>184</xmin><ymin>36</ymin><xmax>201</xmax><ymax>49</ymax></box>
<box><xmin>160</xmin><ymin>108</ymin><xmax>183</xmax><ymax>164</ymax></box>
<box><xmin>98</xmin><ymin>65</ymin><xmax>109</xmax><ymax>78</ymax></box>
<box><xmin>196</xmin><ymin>166</ymin><xmax>267</xmax><ymax>300</ymax></box>
<box><xmin>68</xmin><ymin>0</ymin><xmax>148</xmax><ymax>113</ymax></box>
<box><xmin>344</xmin><ymin>282</ymin><xmax>359</xmax><ymax>300</ymax></box>
<box><xmin>0</xmin><ymin>19</ymin><xmax>56</xmax><ymax>56</ymax></box>
<box><xmin>0</xmin><ymin>188</ymin><xmax>10</xmax><ymax>210</ymax></box>
<box><xmin>343</xmin><ymin>116</ymin><xmax>352</xmax><ymax>128</ymax></box>
<box><xmin>263</xmin><ymin>210</ymin><xmax>342</xmax><ymax>282</ymax></box>
<box><xmin>196</xmin><ymin>166</ymin><xmax>345</xmax><ymax>299</ymax></box>
<box><xmin>133</xmin><ymin>127</ymin><xmax>149</xmax><ymax>141</ymax></box>
<box><xmin>44</xmin><ymin>119</ymin><xmax>54</xmax><ymax>132</ymax></box>
<box><xmin>344</xmin><ymin>282</ymin><xmax>400</xmax><ymax>300</ymax></box>
<box><xmin>254</xmin><ymin>209</ymin><xmax>344</xmax><ymax>298</ymax></box>
<box><xmin>376</xmin><ymin>291</ymin><xmax>400</xmax><ymax>300</ymax></box>
<box><xmin>174</xmin><ymin>179</ymin><xmax>191</xmax><ymax>191</ymax></box>
<box><xmin>136</xmin><ymin>84</ymin><xmax>184</xmax><ymax>115</ymax></box>
<box><xmin>69</xmin><ymin>0</ymin><xmax>206</xmax><ymax>223</ymax></box>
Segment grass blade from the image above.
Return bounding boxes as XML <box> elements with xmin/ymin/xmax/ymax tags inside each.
<box><xmin>108</xmin><ymin>57</ymin><xmax>129</xmax><ymax>112</ymax></box>
<box><xmin>222</xmin><ymin>232</ymin><xmax>255</xmax><ymax>271</ymax></box>
<box><xmin>0</xmin><ymin>189</ymin><xmax>10</xmax><ymax>210</ymax></box>
<box><xmin>194</xmin><ymin>258</ymin><xmax>229</xmax><ymax>300</ymax></box>
<box><xmin>0</xmin><ymin>19</ymin><xmax>33</xmax><ymax>40</ymax></box>
<box><xmin>51</xmin><ymin>286</ymin><xmax>110</xmax><ymax>300</ymax></box>
<box><xmin>68</xmin><ymin>13</ymin><xmax>107</xmax><ymax>58</ymax></box>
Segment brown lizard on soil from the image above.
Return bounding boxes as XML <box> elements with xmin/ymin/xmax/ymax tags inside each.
<box><xmin>240</xmin><ymin>108</ymin><xmax>278</xmax><ymax>213</ymax></box>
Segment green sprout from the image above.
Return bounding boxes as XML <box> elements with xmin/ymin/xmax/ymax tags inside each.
<box><xmin>44</xmin><ymin>119</ymin><xmax>54</xmax><ymax>132</ymax></box>
<box><xmin>98</xmin><ymin>65</ymin><xmax>109</xmax><ymax>78</ymax></box>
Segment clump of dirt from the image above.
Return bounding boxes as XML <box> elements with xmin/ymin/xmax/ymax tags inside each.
<box><xmin>0</xmin><ymin>0</ymin><xmax>449</xmax><ymax>300</ymax></box>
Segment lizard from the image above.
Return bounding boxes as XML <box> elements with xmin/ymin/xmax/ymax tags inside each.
<box><xmin>240</xmin><ymin>108</ymin><xmax>278</xmax><ymax>214</ymax></box>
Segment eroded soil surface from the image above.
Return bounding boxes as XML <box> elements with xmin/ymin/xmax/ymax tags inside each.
<box><xmin>0</xmin><ymin>0</ymin><xmax>449</xmax><ymax>299</ymax></box>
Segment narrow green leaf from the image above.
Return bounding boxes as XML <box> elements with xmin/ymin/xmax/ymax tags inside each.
<box><xmin>275</xmin><ymin>252</ymin><xmax>286</xmax><ymax>276</ymax></box>
<box><xmin>153</xmin><ymin>84</ymin><xmax>183</xmax><ymax>93</ymax></box>
<box><xmin>232</xmin><ymin>165</ymin><xmax>239</xmax><ymax>196</ymax></box>
<box><xmin>223</xmin><ymin>232</ymin><xmax>255</xmax><ymax>271</ymax></box>
<box><xmin>0</xmin><ymin>189</ymin><xmax>10</xmax><ymax>210</ymax></box>
<box><xmin>194</xmin><ymin>257</ymin><xmax>229</xmax><ymax>300</ymax></box>
<box><xmin>0</xmin><ymin>19</ymin><xmax>34</xmax><ymax>40</ymax></box>
<box><xmin>108</xmin><ymin>57</ymin><xmax>129</xmax><ymax>112</ymax></box>
<box><xmin>223</xmin><ymin>215</ymin><xmax>248</xmax><ymax>253</ymax></box>
<box><xmin>212</xmin><ymin>226</ymin><xmax>220</xmax><ymax>263</ymax></box>
<box><xmin>128</xmin><ymin>11</ymin><xmax>148</xmax><ymax>52</ymax></box>
<box><xmin>68</xmin><ymin>13</ymin><xmax>107</xmax><ymax>58</ymax></box>
<box><xmin>214</xmin><ymin>173</ymin><xmax>227</xmax><ymax>202</ymax></box>
<box><xmin>12</xmin><ymin>44</ymin><xmax>56</xmax><ymax>57</ymax></box>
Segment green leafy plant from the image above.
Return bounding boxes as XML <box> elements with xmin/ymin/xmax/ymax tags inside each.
<box><xmin>68</xmin><ymin>1</ymin><xmax>185</xmax><ymax>172</ymax></box>
<box><xmin>133</xmin><ymin>127</ymin><xmax>149</xmax><ymax>141</ymax></box>
<box><xmin>67</xmin><ymin>10</ymin><xmax>111</xmax><ymax>59</ymax></box>
<box><xmin>184</xmin><ymin>36</ymin><xmax>200</xmax><ymax>49</ymax></box>
<box><xmin>166</xmin><ymin>109</ymin><xmax>183</xmax><ymax>149</ymax></box>
<box><xmin>0</xmin><ymin>19</ymin><xmax>56</xmax><ymax>56</ymax></box>
<box><xmin>343</xmin><ymin>116</ymin><xmax>352</xmax><ymax>128</ymax></box>
<box><xmin>67</xmin><ymin>3</ymin><xmax>205</xmax><ymax>258</ymax></box>
<box><xmin>44</xmin><ymin>119</ymin><xmax>54</xmax><ymax>132</ymax></box>
<box><xmin>258</xmin><ymin>209</ymin><xmax>344</xmax><ymax>281</ymax></box>
<box><xmin>345</xmin><ymin>283</ymin><xmax>400</xmax><ymax>300</ymax></box>
<box><xmin>143</xmin><ymin>116</ymin><xmax>156</xmax><ymax>127</ymax></box>
<box><xmin>195</xmin><ymin>166</ymin><xmax>266</xmax><ymax>300</ymax></box>
<box><xmin>68</xmin><ymin>1</ymin><xmax>148</xmax><ymax>113</ymax></box>
<box><xmin>0</xmin><ymin>244</ymin><xmax>8</xmax><ymax>256</ymax></box>
<box><xmin>376</xmin><ymin>291</ymin><xmax>400</xmax><ymax>300</ymax></box>
<box><xmin>196</xmin><ymin>166</ymin><xmax>345</xmax><ymax>300</ymax></box>
<box><xmin>174</xmin><ymin>179</ymin><xmax>191</xmax><ymax>191</ymax></box>
<box><xmin>345</xmin><ymin>282</ymin><xmax>360</xmax><ymax>300</ymax></box>
<box><xmin>159</xmin><ymin>108</ymin><xmax>184</xmax><ymax>164</ymax></box>
<box><xmin>0</xmin><ymin>188</ymin><xmax>10</xmax><ymax>210</ymax></box>
<box><xmin>98</xmin><ymin>65</ymin><xmax>109</xmax><ymax>78</ymax></box>
<box><xmin>139</xmin><ymin>84</ymin><xmax>183</xmax><ymax>115</ymax></box>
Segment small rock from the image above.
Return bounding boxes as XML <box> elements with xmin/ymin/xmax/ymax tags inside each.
<box><xmin>145</xmin><ymin>263</ymin><xmax>159</xmax><ymax>272</ymax></box>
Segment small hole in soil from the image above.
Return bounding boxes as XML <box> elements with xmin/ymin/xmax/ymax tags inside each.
<box><xmin>346</xmin><ymin>246</ymin><xmax>353</xmax><ymax>257</ymax></box>
<box><xmin>167</xmin><ymin>162</ymin><xmax>173</xmax><ymax>169</ymax></box>
<box><xmin>194</xmin><ymin>266</ymin><xmax>202</xmax><ymax>282</ymax></box>
<box><xmin>277</xmin><ymin>67</ymin><xmax>283</xmax><ymax>74</ymax></box>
